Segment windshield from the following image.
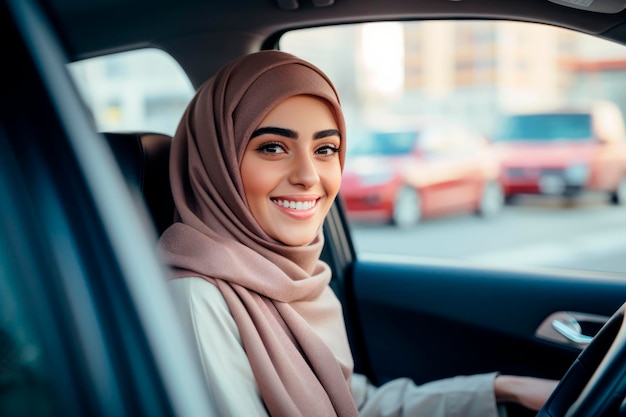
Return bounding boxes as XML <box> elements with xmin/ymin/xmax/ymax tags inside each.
<box><xmin>495</xmin><ymin>113</ymin><xmax>592</xmax><ymax>142</ymax></box>
<box><xmin>351</xmin><ymin>131</ymin><xmax>419</xmax><ymax>156</ymax></box>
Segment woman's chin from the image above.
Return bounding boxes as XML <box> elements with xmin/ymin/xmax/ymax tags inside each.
<box><xmin>272</xmin><ymin>227</ymin><xmax>320</xmax><ymax>247</ymax></box>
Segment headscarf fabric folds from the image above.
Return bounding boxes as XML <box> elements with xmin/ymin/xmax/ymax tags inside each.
<box><xmin>158</xmin><ymin>50</ymin><xmax>358</xmax><ymax>417</ymax></box>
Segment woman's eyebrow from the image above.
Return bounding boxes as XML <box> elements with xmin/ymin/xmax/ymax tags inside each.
<box><xmin>314</xmin><ymin>129</ymin><xmax>341</xmax><ymax>139</ymax></box>
<box><xmin>251</xmin><ymin>126</ymin><xmax>297</xmax><ymax>139</ymax></box>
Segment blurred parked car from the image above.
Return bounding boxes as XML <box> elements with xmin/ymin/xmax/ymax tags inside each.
<box><xmin>340</xmin><ymin>124</ymin><xmax>503</xmax><ymax>227</ymax></box>
<box><xmin>494</xmin><ymin>102</ymin><xmax>626</xmax><ymax>204</ymax></box>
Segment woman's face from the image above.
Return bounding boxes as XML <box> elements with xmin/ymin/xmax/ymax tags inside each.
<box><xmin>241</xmin><ymin>95</ymin><xmax>342</xmax><ymax>246</ymax></box>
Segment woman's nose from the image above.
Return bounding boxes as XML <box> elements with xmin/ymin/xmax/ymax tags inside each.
<box><xmin>289</xmin><ymin>153</ymin><xmax>320</xmax><ymax>188</ymax></box>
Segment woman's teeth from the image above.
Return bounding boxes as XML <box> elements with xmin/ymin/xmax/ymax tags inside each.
<box><xmin>272</xmin><ymin>199</ymin><xmax>316</xmax><ymax>210</ymax></box>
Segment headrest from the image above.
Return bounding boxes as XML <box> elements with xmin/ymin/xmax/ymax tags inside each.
<box><xmin>103</xmin><ymin>132</ymin><xmax>174</xmax><ymax>235</ymax></box>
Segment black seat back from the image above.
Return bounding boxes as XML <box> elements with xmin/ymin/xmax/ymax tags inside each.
<box><xmin>104</xmin><ymin>132</ymin><xmax>174</xmax><ymax>235</ymax></box>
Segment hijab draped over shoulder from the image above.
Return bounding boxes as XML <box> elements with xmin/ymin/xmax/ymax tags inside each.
<box><xmin>158</xmin><ymin>50</ymin><xmax>359</xmax><ymax>417</ymax></box>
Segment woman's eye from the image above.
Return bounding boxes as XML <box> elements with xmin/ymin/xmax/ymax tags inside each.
<box><xmin>257</xmin><ymin>142</ymin><xmax>287</xmax><ymax>154</ymax></box>
<box><xmin>316</xmin><ymin>145</ymin><xmax>341</xmax><ymax>156</ymax></box>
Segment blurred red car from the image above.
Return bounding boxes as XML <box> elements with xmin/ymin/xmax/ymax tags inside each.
<box><xmin>494</xmin><ymin>102</ymin><xmax>626</xmax><ymax>204</ymax></box>
<box><xmin>340</xmin><ymin>124</ymin><xmax>503</xmax><ymax>227</ymax></box>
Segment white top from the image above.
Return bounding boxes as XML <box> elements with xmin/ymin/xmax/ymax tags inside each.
<box><xmin>169</xmin><ymin>277</ymin><xmax>505</xmax><ymax>417</ymax></box>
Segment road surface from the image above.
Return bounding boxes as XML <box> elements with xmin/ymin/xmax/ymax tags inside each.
<box><xmin>349</xmin><ymin>194</ymin><xmax>626</xmax><ymax>274</ymax></box>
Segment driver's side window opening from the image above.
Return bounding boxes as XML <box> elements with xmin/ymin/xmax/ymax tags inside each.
<box><xmin>280</xmin><ymin>20</ymin><xmax>626</xmax><ymax>275</ymax></box>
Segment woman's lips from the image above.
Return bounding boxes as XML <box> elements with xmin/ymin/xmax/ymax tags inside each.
<box><xmin>271</xmin><ymin>197</ymin><xmax>320</xmax><ymax>219</ymax></box>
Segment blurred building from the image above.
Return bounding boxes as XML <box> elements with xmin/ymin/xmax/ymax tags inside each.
<box><xmin>69</xmin><ymin>49</ymin><xmax>195</xmax><ymax>136</ymax></box>
<box><xmin>370</xmin><ymin>20</ymin><xmax>626</xmax><ymax>136</ymax></box>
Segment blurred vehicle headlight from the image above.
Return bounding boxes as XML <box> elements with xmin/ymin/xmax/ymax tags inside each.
<box><xmin>564</xmin><ymin>163</ymin><xmax>589</xmax><ymax>185</ymax></box>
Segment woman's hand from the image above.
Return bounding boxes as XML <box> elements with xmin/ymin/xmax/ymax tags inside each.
<box><xmin>494</xmin><ymin>375</ymin><xmax>560</xmax><ymax>411</ymax></box>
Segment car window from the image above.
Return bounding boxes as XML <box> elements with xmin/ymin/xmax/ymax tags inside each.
<box><xmin>68</xmin><ymin>49</ymin><xmax>195</xmax><ymax>136</ymax></box>
<box><xmin>65</xmin><ymin>25</ymin><xmax>626</xmax><ymax>277</ymax></box>
<box><xmin>280</xmin><ymin>20</ymin><xmax>626</xmax><ymax>275</ymax></box>
<box><xmin>352</xmin><ymin>131</ymin><xmax>418</xmax><ymax>156</ymax></box>
<box><xmin>495</xmin><ymin>113</ymin><xmax>593</xmax><ymax>141</ymax></box>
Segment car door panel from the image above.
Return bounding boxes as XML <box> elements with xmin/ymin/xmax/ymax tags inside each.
<box><xmin>347</xmin><ymin>255</ymin><xmax>626</xmax><ymax>387</ymax></box>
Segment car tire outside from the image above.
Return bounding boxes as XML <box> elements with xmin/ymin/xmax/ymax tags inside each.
<box><xmin>392</xmin><ymin>186</ymin><xmax>421</xmax><ymax>228</ymax></box>
<box><xmin>504</xmin><ymin>194</ymin><xmax>517</xmax><ymax>205</ymax></box>
<box><xmin>477</xmin><ymin>180</ymin><xmax>504</xmax><ymax>217</ymax></box>
<box><xmin>609</xmin><ymin>176</ymin><xmax>626</xmax><ymax>205</ymax></box>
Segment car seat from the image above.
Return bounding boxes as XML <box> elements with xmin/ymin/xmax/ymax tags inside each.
<box><xmin>103</xmin><ymin>132</ymin><xmax>174</xmax><ymax>235</ymax></box>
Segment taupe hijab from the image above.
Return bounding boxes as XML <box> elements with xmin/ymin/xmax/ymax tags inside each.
<box><xmin>158</xmin><ymin>50</ymin><xmax>358</xmax><ymax>417</ymax></box>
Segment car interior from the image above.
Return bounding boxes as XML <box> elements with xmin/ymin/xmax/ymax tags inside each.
<box><xmin>2</xmin><ymin>0</ymin><xmax>626</xmax><ymax>416</ymax></box>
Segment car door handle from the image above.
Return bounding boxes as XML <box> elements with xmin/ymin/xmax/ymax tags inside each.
<box><xmin>551</xmin><ymin>317</ymin><xmax>593</xmax><ymax>345</ymax></box>
<box><xmin>535</xmin><ymin>311</ymin><xmax>609</xmax><ymax>349</ymax></box>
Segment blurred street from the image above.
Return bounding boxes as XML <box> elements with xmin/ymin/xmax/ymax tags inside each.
<box><xmin>349</xmin><ymin>193</ymin><xmax>626</xmax><ymax>274</ymax></box>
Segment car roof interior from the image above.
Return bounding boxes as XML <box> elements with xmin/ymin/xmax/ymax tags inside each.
<box><xmin>45</xmin><ymin>0</ymin><xmax>626</xmax><ymax>87</ymax></box>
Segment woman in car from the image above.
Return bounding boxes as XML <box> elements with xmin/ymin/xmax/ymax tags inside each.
<box><xmin>158</xmin><ymin>50</ymin><xmax>557</xmax><ymax>417</ymax></box>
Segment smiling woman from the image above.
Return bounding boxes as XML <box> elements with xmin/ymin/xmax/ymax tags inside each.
<box><xmin>155</xmin><ymin>49</ymin><xmax>558</xmax><ymax>417</ymax></box>
<box><xmin>159</xmin><ymin>50</ymin><xmax>357</xmax><ymax>416</ymax></box>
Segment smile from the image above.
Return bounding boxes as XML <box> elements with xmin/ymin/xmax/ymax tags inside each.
<box><xmin>271</xmin><ymin>198</ymin><xmax>318</xmax><ymax>211</ymax></box>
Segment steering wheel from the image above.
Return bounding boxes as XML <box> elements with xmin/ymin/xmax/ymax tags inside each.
<box><xmin>536</xmin><ymin>303</ymin><xmax>626</xmax><ymax>417</ymax></box>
